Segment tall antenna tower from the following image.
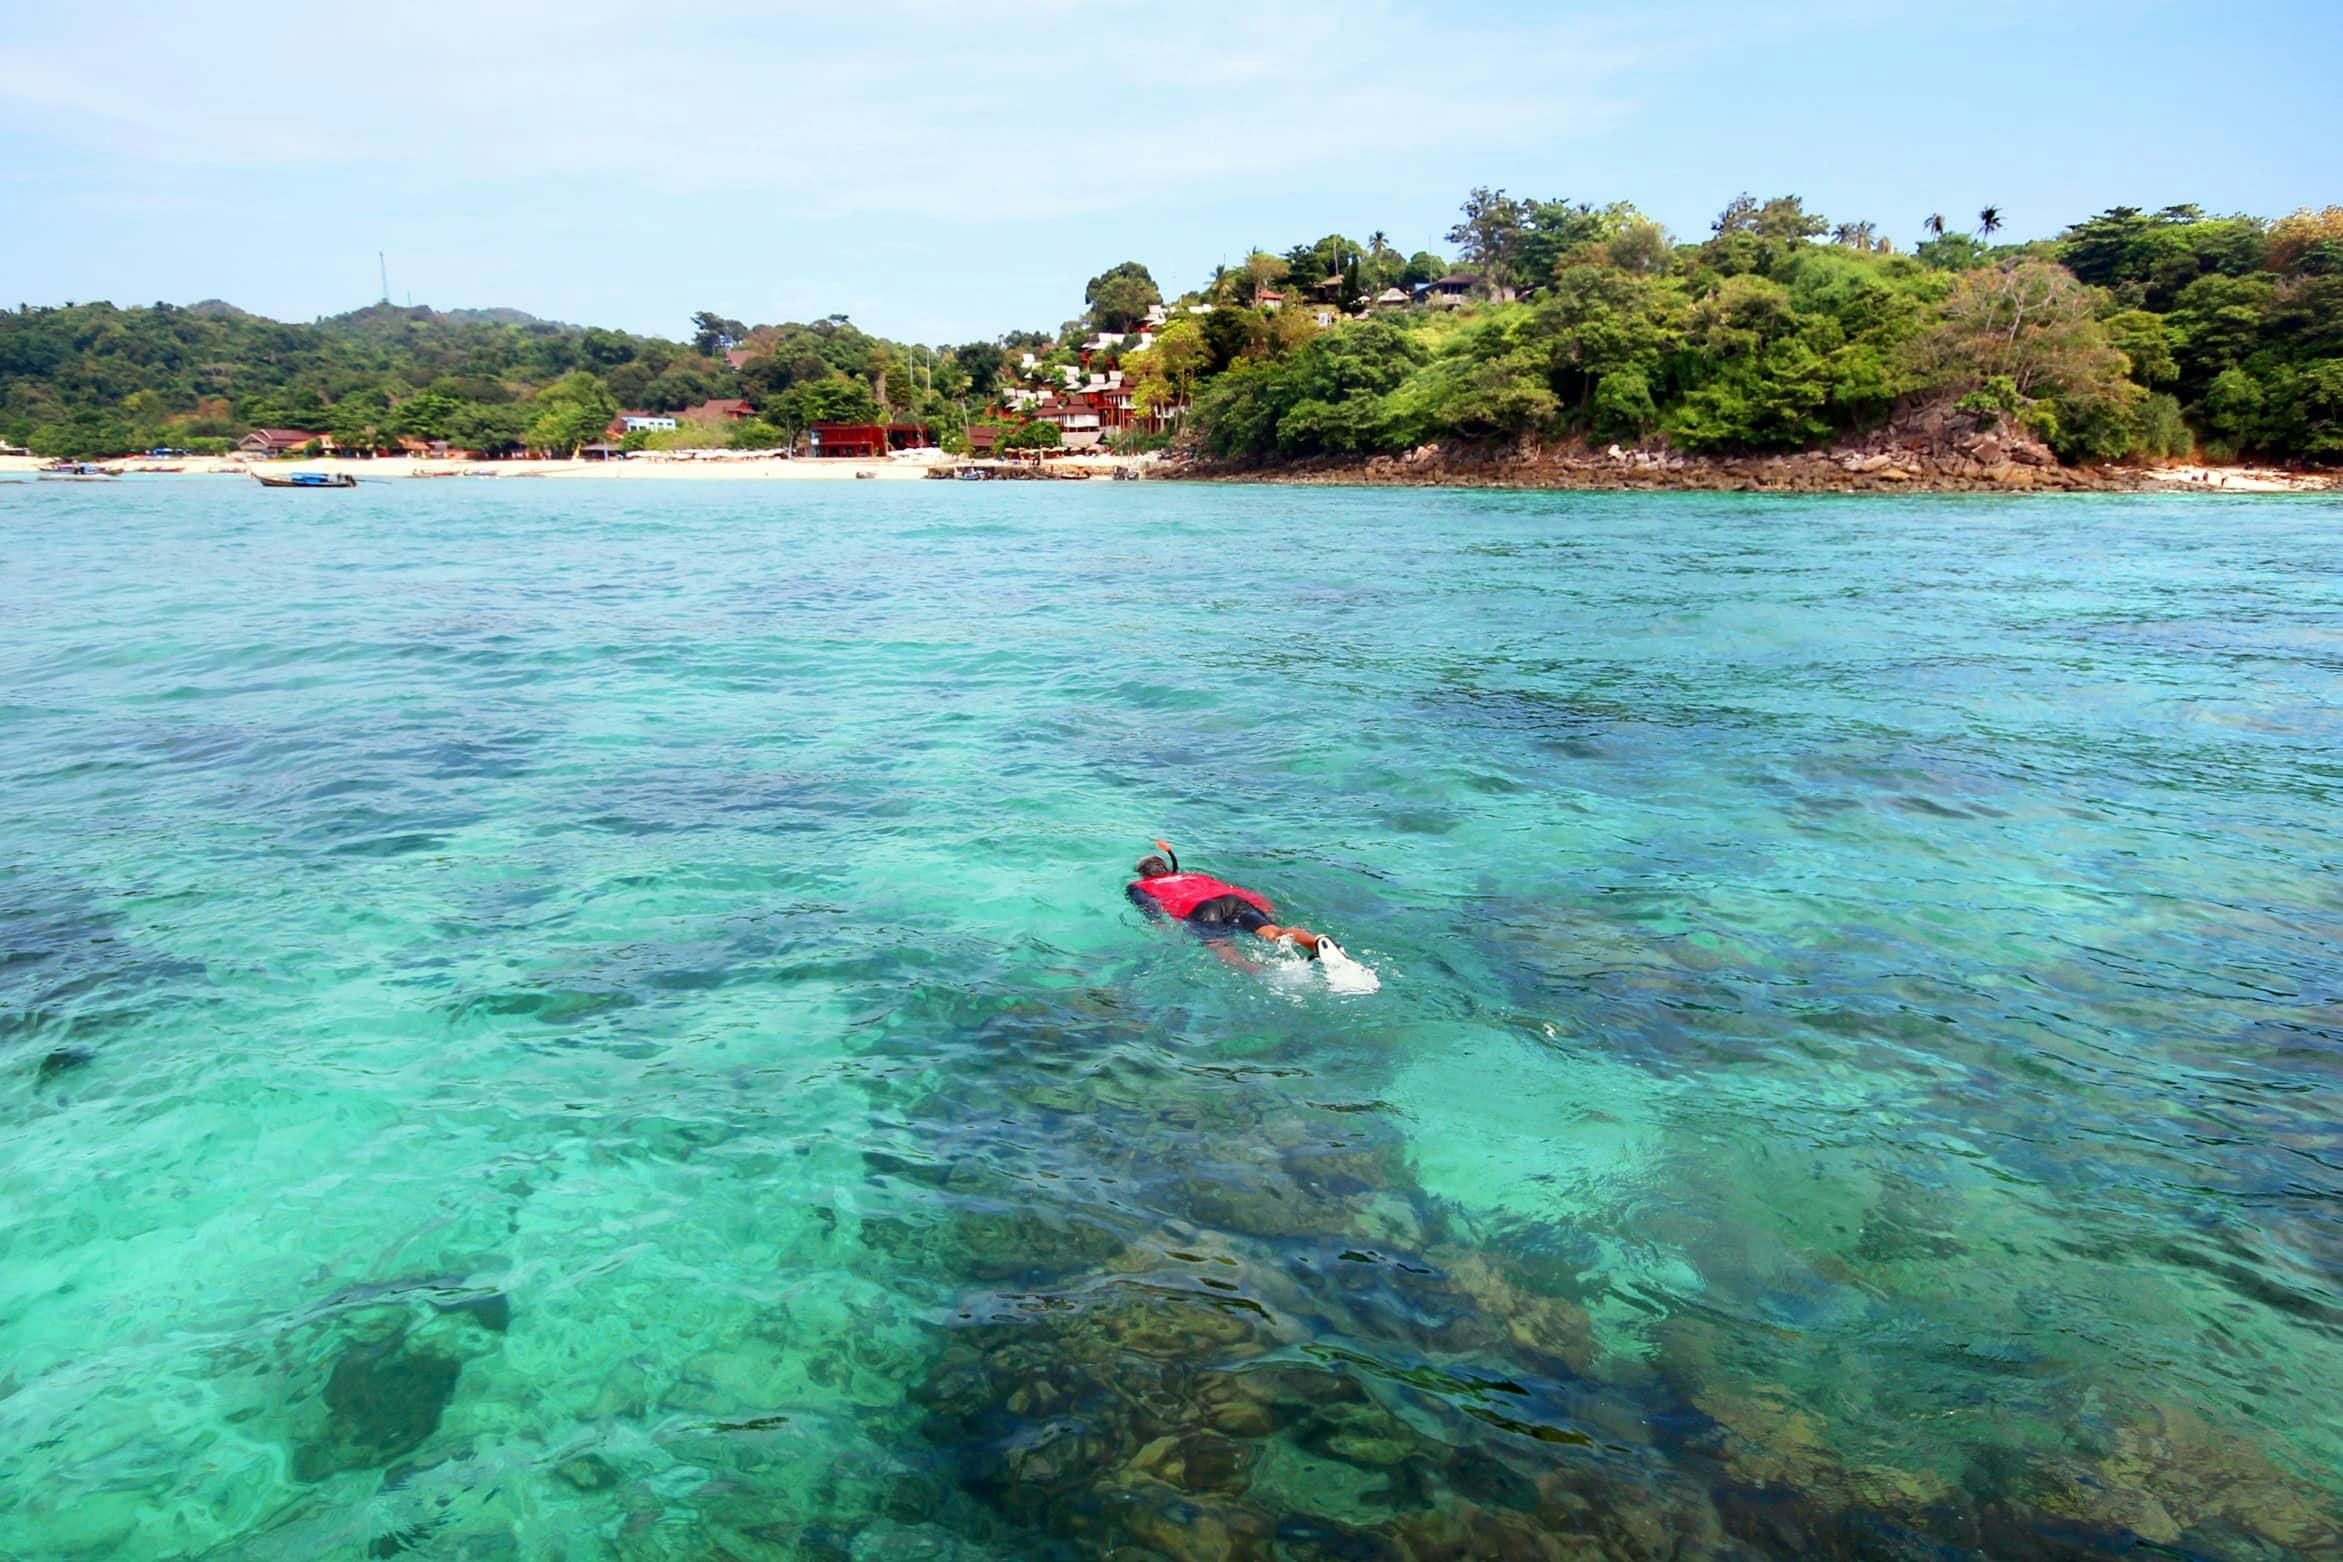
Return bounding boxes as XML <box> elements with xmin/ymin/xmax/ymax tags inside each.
<box><xmin>378</xmin><ymin>252</ymin><xmax>390</xmax><ymax>304</ymax></box>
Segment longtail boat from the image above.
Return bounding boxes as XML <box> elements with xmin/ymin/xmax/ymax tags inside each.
<box><xmin>252</xmin><ymin>470</ymin><xmax>358</xmax><ymax>489</ymax></box>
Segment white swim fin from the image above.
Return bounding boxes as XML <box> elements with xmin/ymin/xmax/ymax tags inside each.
<box><xmin>1315</xmin><ymin>937</ymin><xmax>1380</xmax><ymax>994</ymax></box>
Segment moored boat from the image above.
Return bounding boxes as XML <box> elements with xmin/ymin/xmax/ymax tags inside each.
<box><xmin>252</xmin><ymin>470</ymin><xmax>358</xmax><ymax>489</ymax></box>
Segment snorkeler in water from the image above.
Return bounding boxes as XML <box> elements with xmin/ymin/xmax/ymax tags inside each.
<box><xmin>1126</xmin><ymin>841</ymin><xmax>1325</xmax><ymax>957</ymax></box>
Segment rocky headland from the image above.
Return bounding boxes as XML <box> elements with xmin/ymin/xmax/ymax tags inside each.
<box><xmin>1168</xmin><ymin>404</ymin><xmax>2334</xmax><ymax>495</ymax></box>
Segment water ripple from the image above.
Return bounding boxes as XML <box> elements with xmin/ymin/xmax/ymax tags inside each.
<box><xmin>1</xmin><ymin>482</ymin><xmax>2339</xmax><ymax>1557</ymax></box>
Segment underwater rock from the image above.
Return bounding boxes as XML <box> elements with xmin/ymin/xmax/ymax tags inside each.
<box><xmin>845</xmin><ymin>1518</ymin><xmax>987</xmax><ymax>1561</ymax></box>
<box><xmin>1431</xmin><ymin>1253</ymin><xmax>1595</xmax><ymax>1375</ymax></box>
<box><xmin>954</xmin><ymin>1208</ymin><xmax>1131</xmax><ymax>1284</ymax></box>
<box><xmin>1852</xmin><ymin>1197</ymin><xmax>1967</xmax><ymax>1265</ymax></box>
<box><xmin>1190</xmin><ymin>1371</ymin><xmax>1279</xmax><ymax>1440</ymax></box>
<box><xmin>1681</xmin><ymin>1373</ymin><xmax>1963</xmax><ymax>1535</ymax></box>
<box><xmin>1687</xmin><ymin>1381</ymin><xmax>1833</xmax><ymax>1492</ymax></box>
<box><xmin>432</xmin><ymin>1290</ymin><xmax>510</xmax><ymax>1334</ymax></box>
<box><xmin>1490</xmin><ymin>1459</ymin><xmax>1729</xmax><ymax>1562</ymax></box>
<box><xmin>295</xmin><ymin>1336</ymin><xmax>461</xmax><ymax>1480</ymax></box>
<box><xmin>35</xmin><ymin>1046</ymin><xmax>94</xmax><ymax>1082</ymax></box>
<box><xmin>444</xmin><ymin>985</ymin><xmax>639</xmax><ymax>1027</ymax></box>
<box><xmin>1323</xmin><ymin>1432</ymin><xmax>1413</xmax><ymax>1468</ymax></box>
<box><xmin>554</xmin><ymin>1452</ymin><xmax>623</xmax><ymax>1491</ymax></box>
<box><xmin>1381</xmin><ymin>1497</ymin><xmax>1634</xmax><ymax>1561</ymax></box>
<box><xmin>878</xmin><ymin>967</ymin><xmax>2206</xmax><ymax>1560</ymax></box>
<box><xmin>2171</xmin><ymin>1517</ymin><xmax>2310</xmax><ymax>1562</ymax></box>
<box><xmin>1094</xmin><ymin>1288</ymin><xmax>1284</xmax><ymax>1360</ymax></box>
<box><xmin>1125</xmin><ymin>1431</ymin><xmax>1253</xmax><ymax>1495</ymax></box>
<box><xmin>2058</xmin><ymin>1404</ymin><xmax>2341</xmax><ymax>1552</ymax></box>
<box><xmin>1111</xmin><ymin>1486</ymin><xmax>1275</xmax><ymax>1562</ymax></box>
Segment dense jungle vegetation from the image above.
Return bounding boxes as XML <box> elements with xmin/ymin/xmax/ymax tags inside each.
<box><xmin>1164</xmin><ymin>196</ymin><xmax>2343</xmax><ymax>466</ymax></box>
<box><xmin>3</xmin><ymin>195</ymin><xmax>2336</xmax><ymax>464</ymax></box>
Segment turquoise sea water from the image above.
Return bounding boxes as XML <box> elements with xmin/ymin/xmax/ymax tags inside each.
<box><xmin>2</xmin><ymin>478</ymin><xmax>2339</xmax><ymax>1559</ymax></box>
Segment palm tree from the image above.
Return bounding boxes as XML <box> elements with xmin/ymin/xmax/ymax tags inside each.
<box><xmin>1368</xmin><ymin>230</ymin><xmax>1389</xmax><ymax>258</ymax></box>
<box><xmin>1976</xmin><ymin>206</ymin><xmax>2003</xmax><ymax>242</ymax></box>
<box><xmin>1924</xmin><ymin>213</ymin><xmax>1947</xmax><ymax>239</ymax></box>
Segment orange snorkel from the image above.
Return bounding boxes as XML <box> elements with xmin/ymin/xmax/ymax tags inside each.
<box><xmin>1153</xmin><ymin>838</ymin><xmax>1179</xmax><ymax>874</ymax></box>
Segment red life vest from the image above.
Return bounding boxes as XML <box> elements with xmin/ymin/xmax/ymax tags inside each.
<box><xmin>1129</xmin><ymin>872</ymin><xmax>1273</xmax><ymax>921</ymax></box>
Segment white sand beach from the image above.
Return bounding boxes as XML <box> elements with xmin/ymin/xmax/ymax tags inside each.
<box><xmin>2129</xmin><ymin>463</ymin><xmax>2335</xmax><ymax>493</ymax></box>
<box><xmin>0</xmin><ymin>452</ymin><xmax>1149</xmax><ymax>482</ymax></box>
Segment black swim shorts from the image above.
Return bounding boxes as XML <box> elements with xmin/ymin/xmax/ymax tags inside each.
<box><xmin>1183</xmin><ymin>894</ymin><xmax>1272</xmax><ymax>937</ymax></box>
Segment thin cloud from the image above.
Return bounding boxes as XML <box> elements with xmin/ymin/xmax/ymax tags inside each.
<box><xmin>0</xmin><ymin>0</ymin><xmax>1649</xmax><ymax>194</ymax></box>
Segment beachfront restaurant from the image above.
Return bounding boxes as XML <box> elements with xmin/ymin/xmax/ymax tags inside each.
<box><xmin>809</xmin><ymin>422</ymin><xmax>886</xmax><ymax>458</ymax></box>
<box><xmin>238</xmin><ymin>427</ymin><xmax>325</xmax><ymax>457</ymax></box>
<box><xmin>808</xmin><ymin>422</ymin><xmax>933</xmax><ymax>457</ymax></box>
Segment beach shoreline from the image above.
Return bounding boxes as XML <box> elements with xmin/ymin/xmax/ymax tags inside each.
<box><xmin>1165</xmin><ymin>446</ymin><xmax>2338</xmax><ymax>495</ymax></box>
<box><xmin>0</xmin><ymin>452</ymin><xmax>1149</xmax><ymax>483</ymax></box>
<box><xmin>4</xmin><ymin>450</ymin><xmax>2329</xmax><ymax>492</ymax></box>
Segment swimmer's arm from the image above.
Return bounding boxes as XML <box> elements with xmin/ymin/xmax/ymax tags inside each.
<box><xmin>1254</xmin><ymin>924</ymin><xmax>1323</xmax><ymax>957</ymax></box>
<box><xmin>1209</xmin><ymin>940</ymin><xmax>1264</xmax><ymax>972</ymax></box>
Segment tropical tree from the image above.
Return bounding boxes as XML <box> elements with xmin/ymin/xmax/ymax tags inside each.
<box><xmin>524</xmin><ymin>371</ymin><xmax>618</xmax><ymax>457</ymax></box>
<box><xmin>2267</xmin><ymin>206</ymin><xmax>2343</xmax><ymax>275</ymax></box>
<box><xmin>690</xmin><ymin>311</ymin><xmax>746</xmax><ymax>356</ymax></box>
<box><xmin>1446</xmin><ymin>187</ymin><xmax>1527</xmax><ymax>290</ymax></box>
<box><xmin>1515</xmin><ymin>199</ymin><xmax>1628</xmax><ymax>286</ymax></box>
<box><xmin>1977</xmin><ymin>206</ymin><xmax>2004</xmax><ymax>242</ymax></box>
<box><xmin>1001</xmin><ymin>418</ymin><xmax>1062</xmax><ymax>451</ymax></box>
<box><xmin>1705</xmin><ymin>194</ymin><xmax>1830</xmax><ymax>276</ymax></box>
<box><xmin>446</xmin><ymin>403</ymin><xmax>528</xmax><ymax>455</ymax></box>
<box><xmin>1399</xmin><ymin>251</ymin><xmax>1447</xmax><ymax>288</ymax></box>
<box><xmin>28</xmin><ymin>408</ymin><xmax>135</xmax><ymax>460</ymax></box>
<box><xmin>1084</xmin><ymin>262</ymin><xmax>1162</xmax><ymax>332</ymax></box>
<box><xmin>1125</xmin><ymin>316</ymin><xmax>1211</xmax><ymax>414</ymax></box>
<box><xmin>953</xmin><ymin>341</ymin><xmax>1007</xmax><ymax>401</ymax></box>
<box><xmin>2201</xmin><ymin>366</ymin><xmax>2264</xmax><ymax>450</ymax></box>
<box><xmin>728</xmin><ymin>419</ymin><xmax>793</xmax><ymax>450</ymax></box>
<box><xmin>769</xmin><ymin>374</ymin><xmax>881</xmax><ymax>436</ymax></box>
<box><xmin>1605</xmin><ymin>219</ymin><xmax>1673</xmax><ymax>275</ymax></box>
<box><xmin>325</xmin><ymin>392</ymin><xmax>391</xmax><ymax>452</ymax></box>
<box><xmin>1240</xmin><ymin>251</ymin><xmax>1290</xmax><ymax>301</ymax></box>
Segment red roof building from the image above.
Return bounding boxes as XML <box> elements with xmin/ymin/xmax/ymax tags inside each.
<box><xmin>1094</xmin><ymin>385</ymin><xmax>1177</xmax><ymax>435</ymax></box>
<box><xmin>238</xmin><ymin>428</ymin><xmax>326</xmax><ymax>455</ymax></box>
<box><xmin>684</xmin><ymin>398</ymin><xmax>755</xmax><ymax>422</ymax></box>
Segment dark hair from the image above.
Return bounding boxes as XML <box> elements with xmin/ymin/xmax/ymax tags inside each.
<box><xmin>1135</xmin><ymin>854</ymin><xmax>1171</xmax><ymax>877</ymax></box>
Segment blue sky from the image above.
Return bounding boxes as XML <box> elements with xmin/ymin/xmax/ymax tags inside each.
<box><xmin>3</xmin><ymin>0</ymin><xmax>2337</xmax><ymax>345</ymax></box>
